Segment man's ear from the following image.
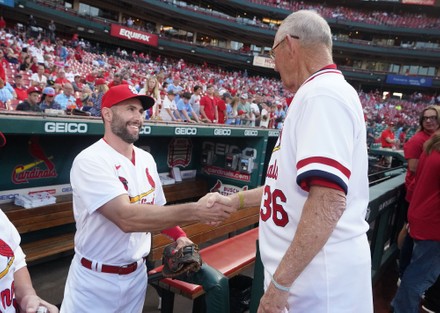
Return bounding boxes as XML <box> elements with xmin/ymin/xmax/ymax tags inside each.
<box><xmin>101</xmin><ymin>107</ymin><xmax>112</xmax><ymax>122</ymax></box>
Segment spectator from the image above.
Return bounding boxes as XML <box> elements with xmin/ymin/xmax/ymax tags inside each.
<box><xmin>54</xmin><ymin>69</ymin><xmax>69</xmax><ymax>86</ymax></box>
<box><xmin>108</xmin><ymin>73</ymin><xmax>127</xmax><ymax>88</ymax></box>
<box><xmin>380</xmin><ymin>122</ymin><xmax>397</xmax><ymax>166</ymax></box>
<box><xmin>89</xmin><ymin>78</ymin><xmax>108</xmax><ymax>116</ymax></box>
<box><xmin>159</xmin><ymin>89</ymin><xmax>180</xmax><ymax>122</ymax></box>
<box><xmin>5</xmin><ymin>47</ymin><xmax>19</xmax><ymax>64</ymax></box>
<box><xmin>397</xmin><ymin>105</ymin><xmax>440</xmax><ymax>279</ymax></box>
<box><xmin>176</xmin><ymin>91</ymin><xmax>200</xmax><ymax>123</ymax></box>
<box><xmin>16</xmin><ymin>86</ymin><xmax>41</xmax><ymax>112</ymax></box>
<box><xmin>54</xmin><ymin>83</ymin><xmax>76</xmax><ymax>110</ymax></box>
<box><xmin>139</xmin><ymin>76</ymin><xmax>161</xmax><ymax>119</ymax></box>
<box><xmin>215</xmin><ymin>89</ymin><xmax>227</xmax><ymax>124</ymax></box>
<box><xmin>237</xmin><ymin>94</ymin><xmax>251</xmax><ymax>126</ymax></box>
<box><xmin>391</xmin><ymin>129</ymin><xmax>440</xmax><ymax>313</ymax></box>
<box><xmin>76</xmin><ymin>85</ymin><xmax>94</xmax><ymax>110</ymax></box>
<box><xmin>167</xmin><ymin>75</ymin><xmax>183</xmax><ymax>103</ymax></box>
<box><xmin>200</xmin><ymin>85</ymin><xmax>218</xmax><ymax>123</ymax></box>
<box><xmin>227</xmin><ymin>96</ymin><xmax>240</xmax><ymax>125</ymax></box>
<box><xmin>250</xmin><ymin>98</ymin><xmax>261</xmax><ymax>127</ymax></box>
<box><xmin>63</xmin><ymin>65</ymin><xmax>76</xmax><ymax>82</ymax></box>
<box><xmin>381</xmin><ymin>122</ymin><xmax>396</xmax><ymax>148</ymax></box>
<box><xmin>39</xmin><ymin>86</ymin><xmax>61</xmax><ymax>110</ymax></box>
<box><xmin>259</xmin><ymin>102</ymin><xmax>271</xmax><ymax>128</ymax></box>
<box><xmin>48</xmin><ymin>20</ymin><xmax>56</xmax><ymax>43</ymax></box>
<box><xmin>366</xmin><ymin>121</ymin><xmax>377</xmax><ymax>148</ymax></box>
<box><xmin>30</xmin><ymin>64</ymin><xmax>47</xmax><ymax>88</ymax></box>
<box><xmin>55</xmin><ymin>40</ymin><xmax>69</xmax><ymax>63</ymax></box>
<box><xmin>12</xmin><ymin>74</ymin><xmax>28</xmax><ymax>101</ymax></box>
<box><xmin>189</xmin><ymin>85</ymin><xmax>202</xmax><ymax>117</ymax></box>
<box><xmin>0</xmin><ymin>16</ymin><xmax>6</xmax><ymax>30</ymax></box>
<box><xmin>72</xmin><ymin>75</ymin><xmax>84</xmax><ymax>92</ymax></box>
<box><xmin>19</xmin><ymin>55</ymin><xmax>33</xmax><ymax>72</ymax></box>
<box><xmin>0</xmin><ymin>78</ymin><xmax>14</xmax><ymax>106</ymax></box>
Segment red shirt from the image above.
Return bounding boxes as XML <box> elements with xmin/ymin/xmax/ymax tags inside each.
<box><xmin>403</xmin><ymin>130</ymin><xmax>432</xmax><ymax>201</ymax></box>
<box><xmin>14</xmin><ymin>86</ymin><xmax>28</xmax><ymax>101</ymax></box>
<box><xmin>200</xmin><ymin>95</ymin><xmax>216</xmax><ymax>121</ymax></box>
<box><xmin>216</xmin><ymin>98</ymin><xmax>226</xmax><ymax>124</ymax></box>
<box><xmin>380</xmin><ymin>128</ymin><xmax>395</xmax><ymax>148</ymax></box>
<box><xmin>408</xmin><ymin>150</ymin><xmax>440</xmax><ymax>241</ymax></box>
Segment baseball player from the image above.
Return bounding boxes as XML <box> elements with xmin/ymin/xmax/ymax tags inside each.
<box><xmin>60</xmin><ymin>84</ymin><xmax>234</xmax><ymax>313</ymax></box>
<box><xmin>0</xmin><ymin>209</ymin><xmax>59</xmax><ymax>313</ymax></box>
<box><xmin>228</xmin><ymin>10</ymin><xmax>373</xmax><ymax>313</ymax></box>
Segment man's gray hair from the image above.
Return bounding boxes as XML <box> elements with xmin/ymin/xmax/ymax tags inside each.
<box><xmin>277</xmin><ymin>10</ymin><xmax>333</xmax><ymax>51</ymax></box>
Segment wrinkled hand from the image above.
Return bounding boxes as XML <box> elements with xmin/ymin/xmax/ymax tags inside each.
<box><xmin>175</xmin><ymin>236</ymin><xmax>194</xmax><ymax>250</ymax></box>
<box><xmin>196</xmin><ymin>192</ymin><xmax>235</xmax><ymax>224</ymax></box>
<box><xmin>20</xmin><ymin>295</ymin><xmax>59</xmax><ymax>313</ymax></box>
<box><xmin>257</xmin><ymin>283</ymin><xmax>289</xmax><ymax>313</ymax></box>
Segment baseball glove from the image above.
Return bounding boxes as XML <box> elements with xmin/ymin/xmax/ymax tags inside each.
<box><xmin>162</xmin><ymin>243</ymin><xmax>202</xmax><ymax>278</ymax></box>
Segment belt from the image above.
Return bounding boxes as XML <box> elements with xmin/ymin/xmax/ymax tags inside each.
<box><xmin>80</xmin><ymin>257</ymin><xmax>141</xmax><ymax>275</ymax></box>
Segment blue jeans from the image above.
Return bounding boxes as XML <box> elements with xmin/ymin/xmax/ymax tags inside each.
<box><xmin>391</xmin><ymin>240</ymin><xmax>440</xmax><ymax>313</ymax></box>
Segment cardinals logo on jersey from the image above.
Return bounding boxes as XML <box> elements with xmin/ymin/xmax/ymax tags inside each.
<box><xmin>145</xmin><ymin>168</ymin><xmax>155</xmax><ymax>189</ymax></box>
<box><xmin>119</xmin><ymin>176</ymin><xmax>129</xmax><ymax>191</ymax></box>
<box><xmin>0</xmin><ymin>239</ymin><xmax>14</xmax><ymax>279</ymax></box>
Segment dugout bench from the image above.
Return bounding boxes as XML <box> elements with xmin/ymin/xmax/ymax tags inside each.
<box><xmin>148</xmin><ymin>205</ymin><xmax>260</xmax><ymax>313</ymax></box>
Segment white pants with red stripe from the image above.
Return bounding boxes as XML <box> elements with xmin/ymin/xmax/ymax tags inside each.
<box><xmin>60</xmin><ymin>254</ymin><xmax>148</xmax><ymax>313</ymax></box>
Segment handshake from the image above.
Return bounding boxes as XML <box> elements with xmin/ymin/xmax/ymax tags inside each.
<box><xmin>194</xmin><ymin>192</ymin><xmax>238</xmax><ymax>225</ymax></box>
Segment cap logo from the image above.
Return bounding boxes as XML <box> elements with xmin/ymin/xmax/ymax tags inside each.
<box><xmin>128</xmin><ymin>85</ymin><xmax>138</xmax><ymax>95</ymax></box>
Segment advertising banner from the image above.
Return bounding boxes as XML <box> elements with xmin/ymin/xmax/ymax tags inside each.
<box><xmin>0</xmin><ymin>0</ymin><xmax>14</xmax><ymax>8</ymax></box>
<box><xmin>110</xmin><ymin>24</ymin><xmax>158</xmax><ymax>47</ymax></box>
<box><xmin>402</xmin><ymin>0</ymin><xmax>435</xmax><ymax>5</ymax></box>
<box><xmin>385</xmin><ymin>74</ymin><xmax>433</xmax><ymax>87</ymax></box>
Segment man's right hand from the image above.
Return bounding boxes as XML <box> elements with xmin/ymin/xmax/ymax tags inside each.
<box><xmin>195</xmin><ymin>192</ymin><xmax>235</xmax><ymax>224</ymax></box>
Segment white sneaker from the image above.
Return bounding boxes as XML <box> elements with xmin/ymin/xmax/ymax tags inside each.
<box><xmin>158</xmin><ymin>296</ymin><xmax>162</xmax><ymax>310</ymax></box>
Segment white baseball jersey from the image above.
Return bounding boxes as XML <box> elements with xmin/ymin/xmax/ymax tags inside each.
<box><xmin>61</xmin><ymin>139</ymin><xmax>165</xmax><ymax>313</ymax></box>
<box><xmin>259</xmin><ymin>66</ymin><xmax>373</xmax><ymax>312</ymax></box>
<box><xmin>0</xmin><ymin>210</ymin><xmax>27</xmax><ymax>313</ymax></box>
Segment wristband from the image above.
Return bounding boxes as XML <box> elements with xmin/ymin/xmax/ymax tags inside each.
<box><xmin>238</xmin><ymin>192</ymin><xmax>245</xmax><ymax>210</ymax></box>
<box><xmin>271</xmin><ymin>275</ymin><xmax>291</xmax><ymax>292</ymax></box>
<box><xmin>161</xmin><ymin>226</ymin><xmax>187</xmax><ymax>241</ymax></box>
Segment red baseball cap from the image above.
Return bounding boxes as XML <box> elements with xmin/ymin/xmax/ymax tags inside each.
<box><xmin>27</xmin><ymin>86</ymin><xmax>41</xmax><ymax>94</ymax></box>
<box><xmin>95</xmin><ymin>78</ymin><xmax>106</xmax><ymax>85</ymax></box>
<box><xmin>101</xmin><ymin>85</ymin><xmax>154</xmax><ymax>110</ymax></box>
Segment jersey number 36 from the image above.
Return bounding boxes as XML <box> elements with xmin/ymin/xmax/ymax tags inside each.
<box><xmin>260</xmin><ymin>185</ymin><xmax>288</xmax><ymax>227</ymax></box>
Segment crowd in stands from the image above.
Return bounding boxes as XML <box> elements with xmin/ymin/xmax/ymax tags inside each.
<box><xmin>248</xmin><ymin>0</ymin><xmax>440</xmax><ymax>29</ymax></box>
<box><xmin>0</xmin><ymin>19</ymin><xmax>438</xmax><ymax>136</ymax></box>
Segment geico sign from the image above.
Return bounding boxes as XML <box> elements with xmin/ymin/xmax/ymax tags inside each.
<box><xmin>268</xmin><ymin>130</ymin><xmax>280</xmax><ymax>137</ymax></box>
<box><xmin>214</xmin><ymin>128</ymin><xmax>231</xmax><ymax>136</ymax></box>
<box><xmin>244</xmin><ymin>130</ymin><xmax>258</xmax><ymax>136</ymax></box>
<box><xmin>139</xmin><ymin>126</ymin><xmax>152</xmax><ymax>135</ymax></box>
<box><xmin>45</xmin><ymin>122</ymin><xmax>88</xmax><ymax>133</ymax></box>
<box><xmin>175</xmin><ymin>127</ymin><xmax>197</xmax><ymax>135</ymax></box>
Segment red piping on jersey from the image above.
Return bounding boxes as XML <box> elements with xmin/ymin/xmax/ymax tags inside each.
<box><xmin>302</xmin><ymin>64</ymin><xmax>341</xmax><ymax>86</ymax></box>
<box><xmin>300</xmin><ymin>177</ymin><xmax>345</xmax><ymax>193</ymax></box>
<box><xmin>297</xmin><ymin>156</ymin><xmax>351</xmax><ymax>179</ymax></box>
